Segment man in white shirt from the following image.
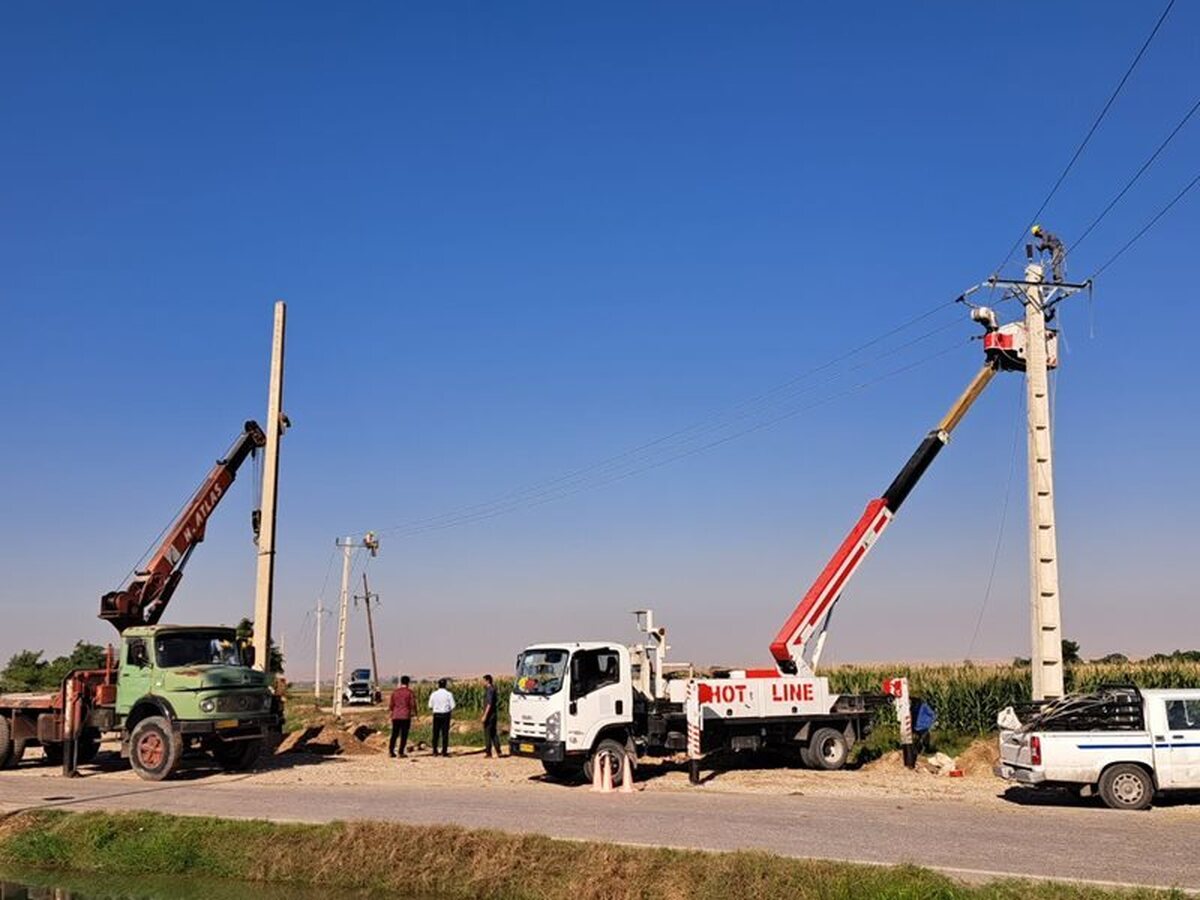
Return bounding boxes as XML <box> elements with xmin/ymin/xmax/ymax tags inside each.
<box><xmin>428</xmin><ymin>678</ymin><xmax>456</xmax><ymax>757</ymax></box>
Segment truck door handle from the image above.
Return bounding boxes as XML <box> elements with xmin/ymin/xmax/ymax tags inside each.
<box><xmin>1173</xmin><ymin>734</ymin><xmax>1185</xmax><ymax>739</ymax></box>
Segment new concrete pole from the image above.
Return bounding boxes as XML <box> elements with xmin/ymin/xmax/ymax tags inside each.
<box><xmin>332</xmin><ymin>537</ymin><xmax>353</xmax><ymax>717</ymax></box>
<box><xmin>1022</xmin><ymin>264</ymin><xmax>1065</xmax><ymax>700</ymax></box>
<box><xmin>314</xmin><ymin>593</ymin><xmax>324</xmax><ymax>704</ymax></box>
<box><xmin>253</xmin><ymin>301</ymin><xmax>286</xmax><ymax>673</ymax></box>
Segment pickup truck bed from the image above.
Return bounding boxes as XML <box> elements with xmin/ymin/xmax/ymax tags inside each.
<box><xmin>997</xmin><ymin>687</ymin><xmax>1200</xmax><ymax>810</ymax></box>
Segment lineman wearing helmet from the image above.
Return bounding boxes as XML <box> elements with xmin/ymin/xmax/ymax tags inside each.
<box><xmin>1031</xmin><ymin>224</ymin><xmax>1066</xmax><ymax>283</ymax></box>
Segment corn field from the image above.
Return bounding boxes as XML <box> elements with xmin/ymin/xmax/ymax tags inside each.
<box><xmin>407</xmin><ymin>678</ymin><xmax>514</xmax><ymax>715</ymax></box>
<box><xmin>827</xmin><ymin>661</ymin><xmax>1200</xmax><ymax>734</ymax></box>
<box><xmin>402</xmin><ymin>662</ymin><xmax>1199</xmax><ymax>733</ymax></box>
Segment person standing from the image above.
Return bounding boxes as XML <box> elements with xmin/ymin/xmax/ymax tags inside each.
<box><xmin>428</xmin><ymin>678</ymin><xmax>455</xmax><ymax>757</ymax></box>
<box><xmin>481</xmin><ymin>674</ymin><xmax>502</xmax><ymax>758</ymax></box>
<box><xmin>388</xmin><ymin>675</ymin><xmax>415</xmax><ymax>758</ymax></box>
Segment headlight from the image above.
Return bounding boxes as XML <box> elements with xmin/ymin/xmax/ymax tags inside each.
<box><xmin>200</xmin><ymin>699</ymin><xmax>216</xmax><ymax>713</ymax></box>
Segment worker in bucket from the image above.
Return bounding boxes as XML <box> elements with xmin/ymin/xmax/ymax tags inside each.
<box><xmin>428</xmin><ymin>678</ymin><xmax>456</xmax><ymax>757</ymax></box>
<box><xmin>481</xmin><ymin>674</ymin><xmax>503</xmax><ymax>758</ymax></box>
<box><xmin>1031</xmin><ymin>224</ymin><xmax>1066</xmax><ymax>283</ymax></box>
<box><xmin>388</xmin><ymin>675</ymin><xmax>415</xmax><ymax>758</ymax></box>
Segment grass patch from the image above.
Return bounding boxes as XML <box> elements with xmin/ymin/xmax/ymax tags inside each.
<box><xmin>0</xmin><ymin>810</ymin><xmax>1184</xmax><ymax>900</ymax></box>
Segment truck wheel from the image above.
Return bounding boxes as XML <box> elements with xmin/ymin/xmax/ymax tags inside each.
<box><xmin>807</xmin><ymin>727</ymin><xmax>849</xmax><ymax>771</ymax></box>
<box><xmin>129</xmin><ymin>716</ymin><xmax>182</xmax><ymax>781</ymax></box>
<box><xmin>583</xmin><ymin>738</ymin><xmax>631</xmax><ymax>787</ymax></box>
<box><xmin>213</xmin><ymin>739</ymin><xmax>262</xmax><ymax>772</ymax></box>
<box><xmin>1099</xmin><ymin>764</ymin><xmax>1153</xmax><ymax>811</ymax></box>
<box><xmin>541</xmin><ymin>760</ymin><xmax>583</xmax><ymax>782</ymax></box>
<box><xmin>77</xmin><ymin>730</ymin><xmax>102</xmax><ymax>764</ymax></box>
<box><xmin>0</xmin><ymin>718</ymin><xmax>15</xmax><ymax>769</ymax></box>
<box><xmin>45</xmin><ymin>731</ymin><xmax>101</xmax><ymax>767</ymax></box>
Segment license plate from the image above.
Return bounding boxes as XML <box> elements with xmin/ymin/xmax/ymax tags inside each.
<box><xmin>217</xmin><ymin>719</ymin><xmax>240</xmax><ymax>730</ymax></box>
<box><xmin>519</xmin><ymin>743</ymin><xmax>535</xmax><ymax>754</ymax></box>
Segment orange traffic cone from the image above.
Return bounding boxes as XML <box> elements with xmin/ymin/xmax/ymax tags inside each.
<box><xmin>590</xmin><ymin>750</ymin><xmax>612</xmax><ymax>793</ymax></box>
<box><xmin>619</xmin><ymin>751</ymin><xmax>634</xmax><ymax>794</ymax></box>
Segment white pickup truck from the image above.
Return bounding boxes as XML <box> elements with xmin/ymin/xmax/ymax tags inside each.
<box><xmin>996</xmin><ymin>687</ymin><xmax>1200</xmax><ymax>810</ymax></box>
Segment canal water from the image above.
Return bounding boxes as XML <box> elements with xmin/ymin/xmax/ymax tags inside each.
<box><xmin>0</xmin><ymin>869</ymin><xmax>439</xmax><ymax>899</ymax></box>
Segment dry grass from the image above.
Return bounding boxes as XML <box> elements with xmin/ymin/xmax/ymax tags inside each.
<box><xmin>0</xmin><ymin>810</ymin><xmax>1184</xmax><ymax>899</ymax></box>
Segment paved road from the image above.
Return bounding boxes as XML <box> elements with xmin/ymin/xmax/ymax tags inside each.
<box><xmin>1</xmin><ymin>776</ymin><xmax>1197</xmax><ymax>891</ymax></box>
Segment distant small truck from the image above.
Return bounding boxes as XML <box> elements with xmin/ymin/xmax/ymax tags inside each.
<box><xmin>342</xmin><ymin>667</ymin><xmax>382</xmax><ymax>706</ymax></box>
<box><xmin>996</xmin><ymin>687</ymin><xmax>1200</xmax><ymax>810</ymax></box>
<box><xmin>0</xmin><ymin>625</ymin><xmax>280</xmax><ymax>781</ymax></box>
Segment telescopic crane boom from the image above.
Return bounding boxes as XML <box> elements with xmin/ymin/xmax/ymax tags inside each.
<box><xmin>769</xmin><ymin>307</ymin><xmax>1045</xmax><ymax>675</ymax></box>
<box><xmin>99</xmin><ymin>421</ymin><xmax>266</xmax><ymax>632</ymax></box>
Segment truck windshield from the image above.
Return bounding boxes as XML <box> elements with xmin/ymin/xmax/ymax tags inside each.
<box><xmin>154</xmin><ymin>633</ymin><xmax>243</xmax><ymax>668</ymax></box>
<box><xmin>514</xmin><ymin>649</ymin><xmax>568</xmax><ymax>696</ymax></box>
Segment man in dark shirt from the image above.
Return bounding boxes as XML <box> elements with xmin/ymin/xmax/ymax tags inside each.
<box><xmin>1031</xmin><ymin>224</ymin><xmax>1066</xmax><ymax>283</ymax></box>
<box><xmin>389</xmin><ymin>675</ymin><xmax>415</xmax><ymax>758</ymax></box>
<box><xmin>481</xmin><ymin>673</ymin><xmax>502</xmax><ymax>758</ymax></box>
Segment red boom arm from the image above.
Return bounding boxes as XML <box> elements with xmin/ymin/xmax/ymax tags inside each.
<box><xmin>769</xmin><ymin>362</ymin><xmax>997</xmax><ymax>674</ymax></box>
<box><xmin>99</xmin><ymin>421</ymin><xmax>266</xmax><ymax>632</ymax></box>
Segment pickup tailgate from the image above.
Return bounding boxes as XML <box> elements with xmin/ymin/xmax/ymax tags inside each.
<box><xmin>999</xmin><ymin>729</ymin><xmax>1035</xmax><ymax>768</ymax></box>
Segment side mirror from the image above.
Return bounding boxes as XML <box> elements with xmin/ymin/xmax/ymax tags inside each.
<box><xmin>243</xmin><ymin>645</ymin><xmax>256</xmax><ymax>668</ymax></box>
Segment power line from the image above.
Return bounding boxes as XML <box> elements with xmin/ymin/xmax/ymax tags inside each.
<box><xmin>966</xmin><ymin>388</ymin><xmax>1022</xmax><ymax>661</ymax></box>
<box><xmin>993</xmin><ymin>0</ymin><xmax>1177</xmax><ymax>275</ymax></box>
<box><xmin>1071</xmin><ymin>95</ymin><xmax>1200</xmax><ymax>254</ymax></box>
<box><xmin>373</xmin><ymin>299</ymin><xmax>964</xmax><ymax>538</ymax></box>
<box><xmin>386</xmin><ymin>338</ymin><xmax>970</xmax><ymax>539</ymax></box>
<box><xmin>1090</xmin><ymin>170</ymin><xmax>1200</xmax><ymax>278</ymax></box>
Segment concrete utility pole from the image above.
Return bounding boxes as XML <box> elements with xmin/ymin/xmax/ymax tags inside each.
<box><xmin>314</xmin><ymin>593</ymin><xmax>325</xmax><ymax>704</ymax></box>
<box><xmin>332</xmin><ymin>532</ymin><xmax>379</xmax><ymax>717</ymax></box>
<box><xmin>253</xmin><ymin>301</ymin><xmax>288</xmax><ymax>673</ymax></box>
<box><xmin>355</xmin><ymin>573</ymin><xmax>381</xmax><ymax>692</ymax></box>
<box><xmin>1020</xmin><ymin>264</ymin><xmax>1064</xmax><ymax>700</ymax></box>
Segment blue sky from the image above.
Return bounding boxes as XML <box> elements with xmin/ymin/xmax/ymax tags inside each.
<box><xmin>2</xmin><ymin>3</ymin><xmax>1196</xmax><ymax>679</ymax></box>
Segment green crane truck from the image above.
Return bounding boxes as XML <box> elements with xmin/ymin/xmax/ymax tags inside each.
<box><xmin>0</xmin><ymin>421</ymin><xmax>283</xmax><ymax>781</ymax></box>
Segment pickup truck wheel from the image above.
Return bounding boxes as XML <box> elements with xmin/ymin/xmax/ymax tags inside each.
<box><xmin>541</xmin><ymin>760</ymin><xmax>583</xmax><ymax>782</ymax></box>
<box><xmin>213</xmin><ymin>739</ymin><xmax>262</xmax><ymax>772</ymax></box>
<box><xmin>129</xmin><ymin>716</ymin><xmax>182</xmax><ymax>781</ymax></box>
<box><xmin>807</xmin><ymin>727</ymin><xmax>849</xmax><ymax>771</ymax></box>
<box><xmin>583</xmin><ymin>738</ymin><xmax>631</xmax><ymax>787</ymax></box>
<box><xmin>1099</xmin><ymin>764</ymin><xmax>1153</xmax><ymax>811</ymax></box>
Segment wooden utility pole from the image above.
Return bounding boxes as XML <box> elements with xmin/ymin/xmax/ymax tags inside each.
<box><xmin>1020</xmin><ymin>264</ymin><xmax>1064</xmax><ymax>700</ymax></box>
<box><xmin>253</xmin><ymin>301</ymin><xmax>287</xmax><ymax>673</ymax></box>
<box><xmin>356</xmin><ymin>573</ymin><xmax>381</xmax><ymax>692</ymax></box>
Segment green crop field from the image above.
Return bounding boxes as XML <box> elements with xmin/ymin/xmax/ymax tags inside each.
<box><xmin>827</xmin><ymin>661</ymin><xmax>1200</xmax><ymax>734</ymax></box>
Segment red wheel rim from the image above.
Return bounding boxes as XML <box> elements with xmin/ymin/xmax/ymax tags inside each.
<box><xmin>137</xmin><ymin>731</ymin><xmax>164</xmax><ymax>768</ymax></box>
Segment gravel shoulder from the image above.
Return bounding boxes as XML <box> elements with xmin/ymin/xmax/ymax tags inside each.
<box><xmin>7</xmin><ymin>738</ymin><xmax>1199</xmax><ymax>821</ymax></box>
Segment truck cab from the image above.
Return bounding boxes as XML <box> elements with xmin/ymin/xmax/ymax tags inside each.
<box><xmin>509</xmin><ymin>642</ymin><xmax>634</xmax><ymax>780</ymax></box>
<box><xmin>997</xmin><ymin>688</ymin><xmax>1200</xmax><ymax>810</ymax></box>
<box><xmin>115</xmin><ymin>624</ymin><xmax>278</xmax><ymax>779</ymax></box>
